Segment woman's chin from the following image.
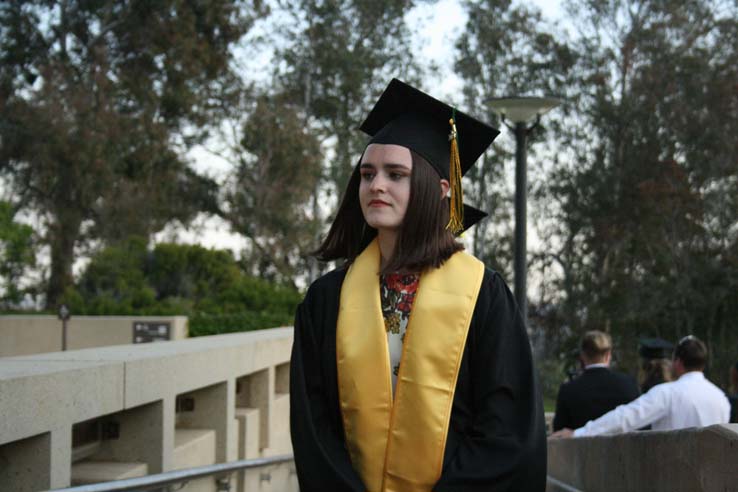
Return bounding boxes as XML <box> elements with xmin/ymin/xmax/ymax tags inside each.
<box><xmin>364</xmin><ymin>218</ymin><xmax>400</xmax><ymax>232</ymax></box>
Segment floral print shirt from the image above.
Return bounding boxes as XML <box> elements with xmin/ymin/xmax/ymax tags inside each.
<box><xmin>380</xmin><ymin>272</ymin><xmax>420</xmax><ymax>392</ymax></box>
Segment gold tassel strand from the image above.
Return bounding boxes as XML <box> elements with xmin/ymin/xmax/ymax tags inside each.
<box><xmin>446</xmin><ymin>114</ymin><xmax>464</xmax><ymax>234</ymax></box>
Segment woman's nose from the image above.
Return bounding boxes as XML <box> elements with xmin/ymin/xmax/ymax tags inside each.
<box><xmin>369</xmin><ymin>173</ymin><xmax>386</xmax><ymax>192</ymax></box>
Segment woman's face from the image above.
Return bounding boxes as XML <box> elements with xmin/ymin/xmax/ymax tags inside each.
<box><xmin>359</xmin><ymin>143</ymin><xmax>412</xmax><ymax>234</ymax></box>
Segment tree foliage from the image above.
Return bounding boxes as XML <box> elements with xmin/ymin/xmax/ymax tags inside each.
<box><xmin>223</xmin><ymin>94</ymin><xmax>322</xmax><ymax>285</ymax></box>
<box><xmin>64</xmin><ymin>238</ymin><xmax>301</xmax><ymax>335</ymax></box>
<box><xmin>534</xmin><ymin>0</ymin><xmax>738</xmax><ymax>383</ymax></box>
<box><xmin>275</xmin><ymin>0</ymin><xmax>419</xmax><ymax>193</ymax></box>
<box><xmin>0</xmin><ymin>0</ymin><xmax>262</xmax><ymax>307</ymax></box>
<box><xmin>0</xmin><ymin>0</ymin><xmax>736</xmax><ymax>389</ymax></box>
<box><xmin>0</xmin><ymin>200</ymin><xmax>35</xmax><ymax>306</ymax></box>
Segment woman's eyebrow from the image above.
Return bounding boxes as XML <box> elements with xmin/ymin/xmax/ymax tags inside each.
<box><xmin>383</xmin><ymin>162</ymin><xmax>411</xmax><ymax>170</ymax></box>
<box><xmin>360</xmin><ymin>162</ymin><xmax>410</xmax><ymax>169</ymax></box>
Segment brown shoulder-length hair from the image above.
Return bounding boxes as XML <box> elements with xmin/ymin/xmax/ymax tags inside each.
<box><xmin>314</xmin><ymin>149</ymin><xmax>463</xmax><ymax>273</ymax></box>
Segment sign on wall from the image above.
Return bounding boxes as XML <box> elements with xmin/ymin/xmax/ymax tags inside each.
<box><xmin>133</xmin><ymin>321</ymin><xmax>171</xmax><ymax>343</ymax></box>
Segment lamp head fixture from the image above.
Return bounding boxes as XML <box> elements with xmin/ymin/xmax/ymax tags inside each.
<box><xmin>487</xmin><ymin>96</ymin><xmax>561</xmax><ymax>125</ymax></box>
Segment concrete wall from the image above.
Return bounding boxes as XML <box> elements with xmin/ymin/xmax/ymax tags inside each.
<box><xmin>547</xmin><ymin>424</ymin><xmax>738</xmax><ymax>492</ymax></box>
<box><xmin>0</xmin><ymin>328</ymin><xmax>295</xmax><ymax>492</ymax></box>
<box><xmin>0</xmin><ymin>315</ymin><xmax>188</xmax><ymax>357</ymax></box>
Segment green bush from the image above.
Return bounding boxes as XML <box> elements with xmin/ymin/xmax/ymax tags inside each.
<box><xmin>60</xmin><ymin>238</ymin><xmax>301</xmax><ymax>336</ymax></box>
<box><xmin>0</xmin><ymin>201</ymin><xmax>36</xmax><ymax>306</ymax></box>
<box><xmin>147</xmin><ymin>243</ymin><xmax>242</xmax><ymax>301</ymax></box>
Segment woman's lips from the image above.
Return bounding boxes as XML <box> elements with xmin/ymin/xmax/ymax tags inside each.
<box><xmin>369</xmin><ymin>200</ymin><xmax>390</xmax><ymax>207</ymax></box>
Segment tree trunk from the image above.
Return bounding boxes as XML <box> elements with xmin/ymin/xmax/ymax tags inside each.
<box><xmin>46</xmin><ymin>211</ymin><xmax>81</xmax><ymax>309</ymax></box>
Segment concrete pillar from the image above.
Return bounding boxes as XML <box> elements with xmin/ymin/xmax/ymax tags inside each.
<box><xmin>275</xmin><ymin>362</ymin><xmax>289</xmax><ymax>395</ymax></box>
<box><xmin>236</xmin><ymin>369</ymin><xmax>272</xmax><ymax>451</ymax></box>
<box><xmin>234</xmin><ymin>408</ymin><xmax>260</xmax><ymax>492</ymax></box>
<box><xmin>50</xmin><ymin>427</ymin><xmax>72</xmax><ymax>489</ymax></box>
<box><xmin>176</xmin><ymin>382</ymin><xmax>232</xmax><ymax>464</ymax></box>
<box><xmin>162</xmin><ymin>396</ymin><xmax>176</xmax><ymax>471</ymax></box>
<box><xmin>272</xmin><ymin>362</ymin><xmax>291</xmax><ymax>456</ymax></box>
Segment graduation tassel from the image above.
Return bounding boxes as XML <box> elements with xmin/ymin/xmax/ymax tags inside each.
<box><xmin>446</xmin><ymin>112</ymin><xmax>464</xmax><ymax>234</ymax></box>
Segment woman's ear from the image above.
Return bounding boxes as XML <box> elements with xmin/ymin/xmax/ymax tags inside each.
<box><xmin>440</xmin><ymin>179</ymin><xmax>450</xmax><ymax>198</ymax></box>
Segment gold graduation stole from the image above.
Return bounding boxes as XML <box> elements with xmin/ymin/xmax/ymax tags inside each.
<box><xmin>336</xmin><ymin>239</ymin><xmax>485</xmax><ymax>492</ymax></box>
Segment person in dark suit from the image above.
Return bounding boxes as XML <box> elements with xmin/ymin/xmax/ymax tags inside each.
<box><xmin>553</xmin><ymin>330</ymin><xmax>640</xmax><ymax>431</ymax></box>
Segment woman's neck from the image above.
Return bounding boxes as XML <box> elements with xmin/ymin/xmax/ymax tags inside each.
<box><xmin>377</xmin><ymin>229</ymin><xmax>398</xmax><ymax>270</ymax></box>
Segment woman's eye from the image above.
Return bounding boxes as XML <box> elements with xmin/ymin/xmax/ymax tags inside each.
<box><xmin>389</xmin><ymin>172</ymin><xmax>406</xmax><ymax>180</ymax></box>
<box><xmin>361</xmin><ymin>172</ymin><xmax>375</xmax><ymax>180</ymax></box>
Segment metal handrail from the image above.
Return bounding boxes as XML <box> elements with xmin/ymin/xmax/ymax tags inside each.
<box><xmin>47</xmin><ymin>456</ymin><xmax>581</xmax><ymax>492</ymax></box>
<box><xmin>546</xmin><ymin>474</ymin><xmax>585</xmax><ymax>492</ymax></box>
<box><xmin>47</xmin><ymin>454</ymin><xmax>294</xmax><ymax>492</ymax></box>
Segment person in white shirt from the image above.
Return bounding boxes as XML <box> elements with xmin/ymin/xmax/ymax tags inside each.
<box><xmin>551</xmin><ymin>335</ymin><xmax>730</xmax><ymax>438</ymax></box>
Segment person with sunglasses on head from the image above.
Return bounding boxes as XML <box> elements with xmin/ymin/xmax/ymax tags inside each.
<box><xmin>289</xmin><ymin>79</ymin><xmax>546</xmax><ymax>492</ymax></box>
<box><xmin>550</xmin><ymin>335</ymin><xmax>730</xmax><ymax>438</ymax></box>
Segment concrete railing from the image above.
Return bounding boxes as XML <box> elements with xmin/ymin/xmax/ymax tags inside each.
<box><xmin>0</xmin><ymin>315</ymin><xmax>189</xmax><ymax>357</ymax></box>
<box><xmin>0</xmin><ymin>328</ymin><xmax>295</xmax><ymax>492</ymax></box>
<box><xmin>547</xmin><ymin>424</ymin><xmax>738</xmax><ymax>492</ymax></box>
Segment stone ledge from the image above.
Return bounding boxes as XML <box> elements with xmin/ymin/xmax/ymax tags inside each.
<box><xmin>547</xmin><ymin>424</ymin><xmax>738</xmax><ymax>492</ymax></box>
<box><xmin>173</xmin><ymin>429</ymin><xmax>217</xmax><ymax>470</ymax></box>
<box><xmin>71</xmin><ymin>461</ymin><xmax>148</xmax><ymax>484</ymax></box>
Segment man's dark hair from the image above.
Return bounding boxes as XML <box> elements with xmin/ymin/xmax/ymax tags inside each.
<box><xmin>673</xmin><ymin>335</ymin><xmax>707</xmax><ymax>371</ymax></box>
<box><xmin>315</xmin><ymin>150</ymin><xmax>462</xmax><ymax>273</ymax></box>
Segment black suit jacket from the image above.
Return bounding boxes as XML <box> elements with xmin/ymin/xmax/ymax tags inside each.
<box><xmin>553</xmin><ymin>366</ymin><xmax>640</xmax><ymax>431</ymax></box>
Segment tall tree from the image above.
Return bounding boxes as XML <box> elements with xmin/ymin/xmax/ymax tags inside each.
<box><xmin>224</xmin><ymin>93</ymin><xmax>323</xmax><ymax>285</ymax></box>
<box><xmin>536</xmin><ymin>0</ymin><xmax>738</xmax><ymax>377</ymax></box>
<box><xmin>0</xmin><ymin>1</ymin><xmax>263</xmax><ymax>307</ymax></box>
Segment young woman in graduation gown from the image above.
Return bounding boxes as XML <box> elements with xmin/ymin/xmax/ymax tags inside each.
<box><xmin>290</xmin><ymin>79</ymin><xmax>547</xmax><ymax>492</ymax></box>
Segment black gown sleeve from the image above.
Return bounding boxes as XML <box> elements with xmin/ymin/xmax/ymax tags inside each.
<box><xmin>433</xmin><ymin>271</ymin><xmax>547</xmax><ymax>492</ymax></box>
<box><xmin>289</xmin><ymin>287</ymin><xmax>366</xmax><ymax>492</ymax></box>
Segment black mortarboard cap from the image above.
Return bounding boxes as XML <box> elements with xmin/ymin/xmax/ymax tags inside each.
<box><xmin>360</xmin><ymin>79</ymin><xmax>499</xmax><ymax>180</ymax></box>
<box><xmin>639</xmin><ymin>337</ymin><xmax>674</xmax><ymax>359</ymax></box>
<box><xmin>461</xmin><ymin>203</ymin><xmax>488</xmax><ymax>233</ymax></box>
<box><xmin>360</xmin><ymin>79</ymin><xmax>498</xmax><ymax>232</ymax></box>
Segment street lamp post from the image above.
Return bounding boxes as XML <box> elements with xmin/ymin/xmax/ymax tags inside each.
<box><xmin>58</xmin><ymin>303</ymin><xmax>70</xmax><ymax>351</ymax></box>
<box><xmin>488</xmin><ymin>97</ymin><xmax>560</xmax><ymax>323</ymax></box>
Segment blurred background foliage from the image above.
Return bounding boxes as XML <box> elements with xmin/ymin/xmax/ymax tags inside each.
<box><xmin>55</xmin><ymin>237</ymin><xmax>300</xmax><ymax>336</ymax></box>
<box><xmin>0</xmin><ymin>0</ymin><xmax>736</xmax><ymax>396</ymax></box>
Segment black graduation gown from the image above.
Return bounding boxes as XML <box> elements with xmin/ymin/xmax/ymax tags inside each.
<box><xmin>289</xmin><ymin>267</ymin><xmax>547</xmax><ymax>492</ymax></box>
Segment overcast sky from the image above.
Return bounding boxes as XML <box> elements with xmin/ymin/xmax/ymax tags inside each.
<box><xmin>409</xmin><ymin>0</ymin><xmax>566</xmax><ymax>96</ymax></box>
